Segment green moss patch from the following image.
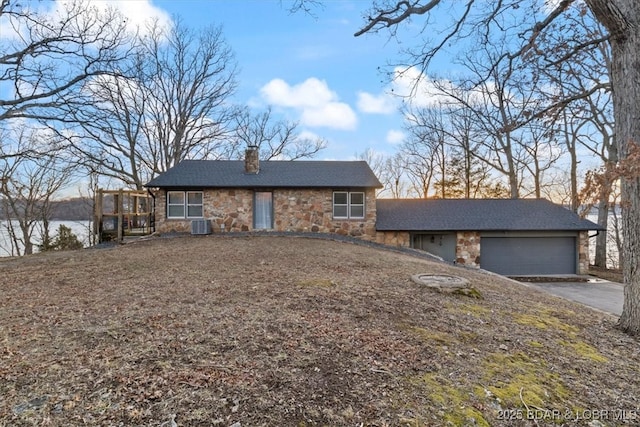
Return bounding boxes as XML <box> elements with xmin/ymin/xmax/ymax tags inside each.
<box><xmin>297</xmin><ymin>278</ymin><xmax>337</xmax><ymax>287</ymax></box>
<box><xmin>482</xmin><ymin>352</ymin><xmax>571</xmax><ymax>410</ymax></box>
<box><xmin>407</xmin><ymin>326</ymin><xmax>456</xmax><ymax>346</ymax></box>
<box><xmin>557</xmin><ymin>340</ymin><xmax>609</xmax><ymax>363</ymax></box>
<box><xmin>513</xmin><ymin>312</ymin><xmax>579</xmax><ymax>334</ymax></box>
<box><xmin>449</xmin><ymin>302</ymin><xmax>492</xmax><ymax>317</ymax></box>
<box><xmin>408</xmin><ymin>373</ymin><xmax>490</xmax><ymax>426</ymax></box>
<box><xmin>452</xmin><ymin>286</ymin><xmax>484</xmax><ymax>299</ymax></box>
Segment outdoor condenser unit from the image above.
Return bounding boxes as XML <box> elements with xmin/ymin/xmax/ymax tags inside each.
<box><xmin>190</xmin><ymin>219</ymin><xmax>211</xmax><ymax>235</ymax></box>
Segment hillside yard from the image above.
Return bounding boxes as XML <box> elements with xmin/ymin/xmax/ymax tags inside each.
<box><xmin>0</xmin><ymin>235</ymin><xmax>638</xmax><ymax>426</ymax></box>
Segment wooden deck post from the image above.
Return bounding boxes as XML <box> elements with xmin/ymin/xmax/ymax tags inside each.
<box><xmin>95</xmin><ymin>189</ymin><xmax>103</xmax><ymax>243</ymax></box>
<box><xmin>117</xmin><ymin>188</ymin><xmax>124</xmax><ymax>242</ymax></box>
<box><xmin>93</xmin><ymin>188</ymin><xmax>153</xmax><ymax>242</ymax></box>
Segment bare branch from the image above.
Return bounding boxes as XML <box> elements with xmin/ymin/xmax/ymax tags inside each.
<box><xmin>355</xmin><ymin>0</ymin><xmax>442</xmax><ymax>37</ymax></box>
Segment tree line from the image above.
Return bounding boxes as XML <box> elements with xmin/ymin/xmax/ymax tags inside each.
<box><xmin>356</xmin><ymin>3</ymin><xmax>619</xmax><ymax>267</ymax></box>
<box><xmin>0</xmin><ymin>197</ymin><xmax>92</xmax><ymax>221</ymax></box>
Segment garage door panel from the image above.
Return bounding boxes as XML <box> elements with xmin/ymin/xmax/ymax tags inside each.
<box><xmin>481</xmin><ymin>236</ymin><xmax>576</xmax><ymax>275</ymax></box>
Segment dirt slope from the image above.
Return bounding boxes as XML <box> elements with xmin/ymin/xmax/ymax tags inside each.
<box><xmin>1</xmin><ymin>235</ymin><xmax>638</xmax><ymax>426</ymax></box>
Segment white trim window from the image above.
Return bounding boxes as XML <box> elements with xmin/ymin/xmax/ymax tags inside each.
<box><xmin>167</xmin><ymin>191</ymin><xmax>203</xmax><ymax>218</ymax></box>
<box><xmin>333</xmin><ymin>191</ymin><xmax>365</xmax><ymax>219</ymax></box>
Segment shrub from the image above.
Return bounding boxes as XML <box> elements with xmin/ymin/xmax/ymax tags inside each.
<box><xmin>41</xmin><ymin>224</ymin><xmax>84</xmax><ymax>252</ymax></box>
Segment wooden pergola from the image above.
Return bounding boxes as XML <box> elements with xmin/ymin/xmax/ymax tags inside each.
<box><xmin>93</xmin><ymin>189</ymin><xmax>154</xmax><ymax>243</ymax></box>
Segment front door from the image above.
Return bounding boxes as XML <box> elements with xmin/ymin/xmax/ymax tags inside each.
<box><xmin>254</xmin><ymin>192</ymin><xmax>273</xmax><ymax>229</ymax></box>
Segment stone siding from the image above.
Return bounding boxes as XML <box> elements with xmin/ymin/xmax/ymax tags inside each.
<box><xmin>153</xmin><ymin>188</ymin><xmax>377</xmax><ymax>241</ymax></box>
<box><xmin>375</xmin><ymin>231</ymin><xmax>411</xmax><ymax>247</ymax></box>
<box><xmin>455</xmin><ymin>231</ymin><xmax>481</xmax><ymax>268</ymax></box>
<box><xmin>154</xmin><ymin>190</ymin><xmax>591</xmax><ymax>275</ymax></box>
<box><xmin>578</xmin><ymin>230</ymin><xmax>589</xmax><ymax>275</ymax></box>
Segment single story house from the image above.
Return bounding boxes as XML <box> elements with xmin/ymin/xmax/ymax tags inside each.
<box><xmin>144</xmin><ymin>146</ymin><xmax>383</xmax><ymax>239</ymax></box>
<box><xmin>376</xmin><ymin>198</ymin><xmax>601</xmax><ymax>276</ymax></box>
<box><xmin>145</xmin><ymin>147</ymin><xmax>601</xmax><ymax>276</ymax></box>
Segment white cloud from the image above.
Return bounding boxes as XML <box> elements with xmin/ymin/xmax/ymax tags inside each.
<box><xmin>357</xmin><ymin>91</ymin><xmax>397</xmax><ymax>114</ymax></box>
<box><xmin>391</xmin><ymin>66</ymin><xmax>454</xmax><ymax>108</ymax></box>
<box><xmin>112</xmin><ymin>1</ymin><xmax>173</xmax><ymax>35</ymax></box>
<box><xmin>260</xmin><ymin>78</ymin><xmax>357</xmax><ymax>130</ymax></box>
<box><xmin>301</xmin><ymin>103</ymin><xmax>357</xmax><ymax>130</ymax></box>
<box><xmin>0</xmin><ymin>1</ymin><xmax>172</xmax><ymax>49</ymax></box>
<box><xmin>298</xmin><ymin>130</ymin><xmax>322</xmax><ymax>141</ymax></box>
<box><xmin>386</xmin><ymin>130</ymin><xmax>405</xmax><ymax>145</ymax></box>
<box><xmin>543</xmin><ymin>0</ymin><xmax>564</xmax><ymax>14</ymax></box>
<box><xmin>48</xmin><ymin>0</ymin><xmax>172</xmax><ymax>37</ymax></box>
<box><xmin>260</xmin><ymin>78</ymin><xmax>336</xmax><ymax>108</ymax></box>
<box><xmin>391</xmin><ymin>66</ymin><xmax>524</xmax><ymax>111</ymax></box>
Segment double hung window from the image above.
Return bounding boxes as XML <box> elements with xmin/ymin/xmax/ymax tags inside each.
<box><xmin>333</xmin><ymin>191</ymin><xmax>365</xmax><ymax>219</ymax></box>
<box><xmin>167</xmin><ymin>191</ymin><xmax>203</xmax><ymax>218</ymax></box>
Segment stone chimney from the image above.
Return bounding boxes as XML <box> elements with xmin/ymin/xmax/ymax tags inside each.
<box><xmin>244</xmin><ymin>145</ymin><xmax>260</xmax><ymax>174</ymax></box>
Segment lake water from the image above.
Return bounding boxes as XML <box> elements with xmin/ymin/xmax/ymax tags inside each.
<box><xmin>0</xmin><ymin>220</ymin><xmax>92</xmax><ymax>257</ymax></box>
<box><xmin>586</xmin><ymin>213</ymin><xmax>621</xmax><ymax>269</ymax></box>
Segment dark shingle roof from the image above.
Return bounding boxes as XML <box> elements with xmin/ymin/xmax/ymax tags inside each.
<box><xmin>145</xmin><ymin>160</ymin><xmax>383</xmax><ymax>189</ymax></box>
<box><xmin>376</xmin><ymin>198</ymin><xmax>602</xmax><ymax>231</ymax></box>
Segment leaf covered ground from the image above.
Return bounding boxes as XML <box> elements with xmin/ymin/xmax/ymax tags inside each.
<box><xmin>0</xmin><ymin>235</ymin><xmax>638</xmax><ymax>426</ymax></box>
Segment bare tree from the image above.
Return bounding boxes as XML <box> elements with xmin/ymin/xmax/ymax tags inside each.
<box><xmin>0</xmin><ymin>130</ymin><xmax>74</xmax><ymax>256</ymax></box>
<box><xmin>517</xmin><ymin>119</ymin><xmax>563</xmax><ymax>199</ymax></box>
<box><xmin>404</xmin><ymin>97</ymin><xmax>513</xmax><ymax>199</ymax></box>
<box><xmin>62</xmin><ymin>17</ymin><xmax>239</xmax><ymax>189</ymax></box>
<box><xmin>0</xmin><ymin>0</ymin><xmax>131</xmax><ymax>123</ymax></box>
<box><xmin>383</xmin><ymin>153</ymin><xmax>413</xmax><ymax>198</ymax></box>
<box><xmin>401</xmin><ymin>105</ymin><xmax>448</xmax><ymax>198</ymax></box>
<box><xmin>533</xmin><ymin>5</ymin><xmax>615</xmax><ymax>266</ymax></box>
<box><xmin>572</xmin><ymin>85</ymin><xmax>616</xmax><ymax>268</ymax></box>
<box><xmin>444</xmin><ymin>103</ymin><xmax>490</xmax><ymax>199</ymax></box>
<box><xmin>356</xmin><ymin>148</ymin><xmax>386</xmax><ymax>181</ymax></box>
<box><xmin>443</xmin><ymin>43</ymin><xmax>549</xmax><ymax>199</ymax></box>
<box><xmin>229</xmin><ymin>107</ymin><xmax>327</xmax><ymax>160</ymax></box>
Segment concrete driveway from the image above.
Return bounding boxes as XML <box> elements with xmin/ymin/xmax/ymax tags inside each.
<box><xmin>523</xmin><ymin>278</ymin><xmax>624</xmax><ymax>316</ymax></box>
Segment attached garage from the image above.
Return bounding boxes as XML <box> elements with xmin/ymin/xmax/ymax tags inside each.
<box><xmin>480</xmin><ymin>234</ymin><xmax>577</xmax><ymax>275</ymax></box>
<box><xmin>375</xmin><ymin>198</ymin><xmax>602</xmax><ymax>276</ymax></box>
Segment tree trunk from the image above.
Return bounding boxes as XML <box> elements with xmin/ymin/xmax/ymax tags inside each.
<box><xmin>594</xmin><ymin>197</ymin><xmax>609</xmax><ymax>268</ymax></box>
<box><xmin>20</xmin><ymin>223</ymin><xmax>33</xmax><ymax>256</ymax></box>
<box><xmin>613</xmin><ymin>25</ymin><xmax>640</xmax><ymax>336</ymax></box>
<box><xmin>587</xmin><ymin>0</ymin><xmax>640</xmax><ymax>335</ymax></box>
<box><xmin>569</xmin><ymin>139</ymin><xmax>579</xmax><ymax>212</ymax></box>
<box><xmin>594</xmin><ymin>161</ymin><xmax>616</xmax><ymax>268</ymax></box>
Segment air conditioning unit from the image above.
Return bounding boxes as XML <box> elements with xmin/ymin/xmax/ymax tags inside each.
<box><xmin>191</xmin><ymin>219</ymin><xmax>211</xmax><ymax>235</ymax></box>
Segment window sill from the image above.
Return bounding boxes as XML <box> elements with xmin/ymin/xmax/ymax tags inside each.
<box><xmin>166</xmin><ymin>217</ymin><xmax>205</xmax><ymax>220</ymax></box>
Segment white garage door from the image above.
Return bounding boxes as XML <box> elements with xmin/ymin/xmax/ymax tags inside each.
<box><xmin>481</xmin><ymin>236</ymin><xmax>576</xmax><ymax>275</ymax></box>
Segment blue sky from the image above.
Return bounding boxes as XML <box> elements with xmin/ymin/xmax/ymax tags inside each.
<box><xmin>128</xmin><ymin>0</ymin><xmax>433</xmax><ymax>160</ymax></box>
<box><xmin>0</xmin><ymin>0</ymin><xmax>487</xmax><ymax>163</ymax></box>
<box><xmin>1</xmin><ymin>1</ymin><xmax>611</xmax><ymax>202</ymax></box>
